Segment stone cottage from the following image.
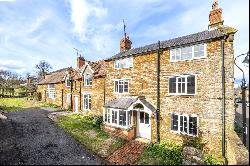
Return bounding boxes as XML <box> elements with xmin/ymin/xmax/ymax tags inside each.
<box><xmin>37</xmin><ymin>56</ymin><xmax>106</xmax><ymax>114</ymax></box>
<box><xmin>101</xmin><ymin>0</ymin><xmax>237</xmax><ymax>155</ymax></box>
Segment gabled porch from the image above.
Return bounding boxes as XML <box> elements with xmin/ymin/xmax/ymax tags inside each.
<box><xmin>102</xmin><ymin>96</ymin><xmax>156</xmax><ymax>141</ymax></box>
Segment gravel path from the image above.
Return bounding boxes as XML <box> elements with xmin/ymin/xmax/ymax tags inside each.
<box><xmin>0</xmin><ymin>108</ymin><xmax>105</xmax><ymax>165</ymax></box>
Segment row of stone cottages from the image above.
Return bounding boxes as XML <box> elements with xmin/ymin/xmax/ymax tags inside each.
<box><xmin>37</xmin><ymin>1</ymin><xmax>236</xmax><ymax>155</ymax></box>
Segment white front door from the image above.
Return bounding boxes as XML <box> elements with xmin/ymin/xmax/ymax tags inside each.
<box><xmin>137</xmin><ymin>111</ymin><xmax>151</xmax><ymax>139</ymax></box>
<box><xmin>74</xmin><ymin>96</ymin><xmax>78</xmax><ymax>113</ymax></box>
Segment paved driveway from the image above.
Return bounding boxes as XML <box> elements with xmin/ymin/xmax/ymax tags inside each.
<box><xmin>0</xmin><ymin>108</ymin><xmax>105</xmax><ymax>165</ymax></box>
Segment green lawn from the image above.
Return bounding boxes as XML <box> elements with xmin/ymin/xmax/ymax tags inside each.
<box><xmin>136</xmin><ymin>143</ymin><xmax>183</xmax><ymax>165</ymax></box>
<box><xmin>55</xmin><ymin>114</ymin><xmax>127</xmax><ymax>158</ymax></box>
<box><xmin>0</xmin><ymin>98</ymin><xmax>35</xmax><ymax>112</ymax></box>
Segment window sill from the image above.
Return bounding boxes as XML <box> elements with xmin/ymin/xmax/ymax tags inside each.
<box><xmin>168</xmin><ymin>94</ymin><xmax>196</xmax><ymax>96</ymax></box>
<box><xmin>113</xmin><ymin>92</ymin><xmax>130</xmax><ymax>95</ymax></box>
<box><xmin>170</xmin><ymin>130</ymin><xmax>197</xmax><ymax>137</ymax></box>
<box><xmin>170</xmin><ymin>57</ymin><xmax>206</xmax><ymax>62</ymax></box>
<box><xmin>84</xmin><ymin>85</ymin><xmax>92</xmax><ymax>87</ymax></box>
<box><xmin>103</xmin><ymin>122</ymin><xmax>132</xmax><ymax>130</ymax></box>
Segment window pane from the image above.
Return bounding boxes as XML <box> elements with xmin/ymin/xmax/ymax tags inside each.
<box><xmin>119</xmin><ymin>111</ymin><xmax>126</xmax><ymax>126</ymax></box>
<box><xmin>105</xmin><ymin>110</ymin><xmax>107</xmax><ymax>122</ymax></box>
<box><xmin>194</xmin><ymin>44</ymin><xmax>204</xmax><ymax>58</ymax></box>
<box><xmin>107</xmin><ymin>109</ymin><xmax>110</xmax><ymax>123</ymax></box>
<box><xmin>176</xmin><ymin>48</ymin><xmax>181</xmax><ymax>60</ymax></box>
<box><xmin>189</xmin><ymin>117</ymin><xmax>198</xmax><ymax>135</ymax></box>
<box><xmin>89</xmin><ymin>95</ymin><xmax>91</xmax><ymax>109</ymax></box>
<box><xmin>181</xmin><ymin>46</ymin><xmax>192</xmax><ymax>60</ymax></box>
<box><xmin>169</xmin><ymin>78</ymin><xmax>176</xmax><ymax>93</ymax></box>
<box><xmin>171</xmin><ymin>114</ymin><xmax>179</xmax><ymax>131</ymax></box>
<box><xmin>184</xmin><ymin>116</ymin><xmax>188</xmax><ymax>133</ymax></box>
<box><xmin>112</xmin><ymin>110</ymin><xmax>117</xmax><ymax>124</ymax></box>
<box><xmin>124</xmin><ymin>81</ymin><xmax>128</xmax><ymax>92</ymax></box>
<box><xmin>115</xmin><ymin>81</ymin><xmax>118</xmax><ymax>92</ymax></box>
<box><xmin>180</xmin><ymin>116</ymin><xmax>183</xmax><ymax>131</ymax></box>
<box><xmin>119</xmin><ymin>81</ymin><xmax>123</xmax><ymax>93</ymax></box>
<box><xmin>187</xmin><ymin>76</ymin><xmax>195</xmax><ymax>94</ymax></box>
<box><xmin>145</xmin><ymin>113</ymin><xmax>149</xmax><ymax>124</ymax></box>
<box><xmin>128</xmin><ymin>111</ymin><xmax>131</xmax><ymax>125</ymax></box>
<box><xmin>140</xmin><ymin>112</ymin><xmax>144</xmax><ymax>123</ymax></box>
<box><xmin>170</xmin><ymin>49</ymin><xmax>175</xmax><ymax>61</ymax></box>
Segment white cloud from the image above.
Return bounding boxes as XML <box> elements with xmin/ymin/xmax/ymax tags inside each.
<box><xmin>69</xmin><ymin>0</ymin><xmax>108</xmax><ymax>42</ymax></box>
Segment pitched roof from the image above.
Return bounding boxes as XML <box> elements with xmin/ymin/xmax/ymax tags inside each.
<box><xmin>106</xmin><ymin>29</ymin><xmax>225</xmax><ymax>61</ymax></box>
<box><xmin>73</xmin><ymin>60</ymin><xmax>106</xmax><ymax>80</ymax></box>
<box><xmin>104</xmin><ymin>96</ymin><xmax>156</xmax><ymax>112</ymax></box>
<box><xmin>89</xmin><ymin>60</ymin><xmax>106</xmax><ymax>78</ymax></box>
<box><xmin>104</xmin><ymin>97</ymin><xmax>138</xmax><ymax>109</ymax></box>
<box><xmin>37</xmin><ymin>67</ymin><xmax>71</xmax><ymax>85</ymax></box>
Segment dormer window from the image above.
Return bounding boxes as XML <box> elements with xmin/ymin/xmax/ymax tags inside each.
<box><xmin>84</xmin><ymin>74</ymin><xmax>92</xmax><ymax>86</ymax></box>
<box><xmin>114</xmin><ymin>57</ymin><xmax>133</xmax><ymax>69</ymax></box>
<box><xmin>66</xmin><ymin>77</ymin><xmax>71</xmax><ymax>87</ymax></box>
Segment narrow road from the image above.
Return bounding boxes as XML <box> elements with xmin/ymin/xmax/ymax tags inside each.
<box><xmin>0</xmin><ymin>108</ymin><xmax>105</xmax><ymax>165</ymax></box>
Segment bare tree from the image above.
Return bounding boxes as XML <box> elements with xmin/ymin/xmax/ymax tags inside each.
<box><xmin>0</xmin><ymin>70</ymin><xmax>23</xmax><ymax>96</ymax></box>
<box><xmin>35</xmin><ymin>60</ymin><xmax>52</xmax><ymax>78</ymax></box>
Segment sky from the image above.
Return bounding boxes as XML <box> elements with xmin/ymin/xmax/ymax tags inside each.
<box><xmin>0</xmin><ymin>0</ymin><xmax>249</xmax><ymax>86</ymax></box>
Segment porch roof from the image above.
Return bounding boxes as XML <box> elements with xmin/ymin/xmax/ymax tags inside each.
<box><xmin>104</xmin><ymin>96</ymin><xmax>156</xmax><ymax>112</ymax></box>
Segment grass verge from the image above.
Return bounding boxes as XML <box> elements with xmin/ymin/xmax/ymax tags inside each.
<box><xmin>55</xmin><ymin>114</ymin><xmax>127</xmax><ymax>158</ymax></box>
<box><xmin>0</xmin><ymin>97</ymin><xmax>35</xmax><ymax>112</ymax></box>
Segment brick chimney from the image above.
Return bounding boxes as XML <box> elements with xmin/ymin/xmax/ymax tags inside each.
<box><xmin>77</xmin><ymin>56</ymin><xmax>85</xmax><ymax>68</ymax></box>
<box><xmin>120</xmin><ymin>33</ymin><xmax>132</xmax><ymax>52</ymax></box>
<box><xmin>209</xmin><ymin>0</ymin><xmax>224</xmax><ymax>29</ymax></box>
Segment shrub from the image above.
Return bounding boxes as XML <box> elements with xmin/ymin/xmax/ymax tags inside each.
<box><xmin>203</xmin><ymin>154</ymin><xmax>224</xmax><ymax>165</ymax></box>
<box><xmin>139</xmin><ymin>142</ymin><xmax>183</xmax><ymax>165</ymax></box>
<box><xmin>92</xmin><ymin>116</ymin><xmax>103</xmax><ymax>128</ymax></box>
<box><xmin>181</xmin><ymin>133</ymin><xmax>206</xmax><ymax>151</ymax></box>
<box><xmin>234</xmin><ymin>124</ymin><xmax>243</xmax><ymax>137</ymax></box>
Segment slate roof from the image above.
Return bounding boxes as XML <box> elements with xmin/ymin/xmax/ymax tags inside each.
<box><xmin>106</xmin><ymin>29</ymin><xmax>225</xmax><ymax>61</ymax></box>
<box><xmin>104</xmin><ymin>96</ymin><xmax>156</xmax><ymax>112</ymax></box>
<box><xmin>37</xmin><ymin>67</ymin><xmax>72</xmax><ymax>85</ymax></box>
<box><xmin>104</xmin><ymin>97</ymin><xmax>138</xmax><ymax>109</ymax></box>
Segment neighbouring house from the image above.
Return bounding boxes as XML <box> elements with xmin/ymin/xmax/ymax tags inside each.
<box><xmin>37</xmin><ymin>56</ymin><xmax>106</xmax><ymax>113</ymax></box>
<box><xmin>101</xmin><ymin>0</ymin><xmax>237</xmax><ymax>156</ymax></box>
<box><xmin>70</xmin><ymin>56</ymin><xmax>106</xmax><ymax>115</ymax></box>
<box><xmin>37</xmin><ymin>67</ymin><xmax>73</xmax><ymax>108</ymax></box>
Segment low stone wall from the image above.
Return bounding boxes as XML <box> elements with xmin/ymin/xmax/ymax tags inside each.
<box><xmin>226</xmin><ymin>130</ymin><xmax>249</xmax><ymax>165</ymax></box>
<box><xmin>101</xmin><ymin>124</ymin><xmax>135</xmax><ymax>140</ymax></box>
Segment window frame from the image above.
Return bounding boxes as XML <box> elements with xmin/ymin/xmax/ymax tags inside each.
<box><xmin>168</xmin><ymin>75</ymin><xmax>196</xmax><ymax>96</ymax></box>
<box><xmin>114</xmin><ymin>57</ymin><xmax>133</xmax><ymax>69</ymax></box>
<box><xmin>66</xmin><ymin>77</ymin><xmax>71</xmax><ymax>88</ymax></box>
<box><xmin>66</xmin><ymin>93</ymin><xmax>71</xmax><ymax>103</ymax></box>
<box><xmin>47</xmin><ymin>84</ymin><xmax>56</xmax><ymax>99</ymax></box>
<box><xmin>84</xmin><ymin>73</ymin><xmax>92</xmax><ymax>86</ymax></box>
<box><xmin>170</xmin><ymin>113</ymin><xmax>199</xmax><ymax>137</ymax></box>
<box><xmin>170</xmin><ymin>43</ymin><xmax>207</xmax><ymax>62</ymax></box>
<box><xmin>83</xmin><ymin>94</ymin><xmax>91</xmax><ymax>110</ymax></box>
<box><xmin>114</xmin><ymin>79</ymin><xmax>130</xmax><ymax>94</ymax></box>
<box><xmin>103</xmin><ymin>108</ymin><xmax>132</xmax><ymax>129</ymax></box>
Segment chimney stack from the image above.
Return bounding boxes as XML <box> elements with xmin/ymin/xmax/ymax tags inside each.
<box><xmin>209</xmin><ymin>0</ymin><xmax>224</xmax><ymax>29</ymax></box>
<box><xmin>120</xmin><ymin>34</ymin><xmax>132</xmax><ymax>52</ymax></box>
<box><xmin>77</xmin><ymin>56</ymin><xmax>85</xmax><ymax>68</ymax></box>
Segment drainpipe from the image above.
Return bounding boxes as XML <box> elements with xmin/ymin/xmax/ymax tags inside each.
<box><xmin>80</xmin><ymin>82</ymin><xmax>82</xmax><ymax>111</ymax></box>
<box><xmin>61</xmin><ymin>89</ymin><xmax>64</xmax><ymax>108</ymax></box>
<box><xmin>156</xmin><ymin>41</ymin><xmax>161</xmax><ymax>143</ymax></box>
<box><xmin>70</xmin><ymin>76</ymin><xmax>73</xmax><ymax>112</ymax></box>
<box><xmin>221</xmin><ymin>34</ymin><xmax>228</xmax><ymax>160</ymax></box>
<box><xmin>104</xmin><ymin>77</ymin><xmax>106</xmax><ymax>105</ymax></box>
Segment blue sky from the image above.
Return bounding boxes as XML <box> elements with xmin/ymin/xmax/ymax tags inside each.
<box><xmin>0</xmin><ymin>0</ymin><xmax>249</xmax><ymax>85</ymax></box>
